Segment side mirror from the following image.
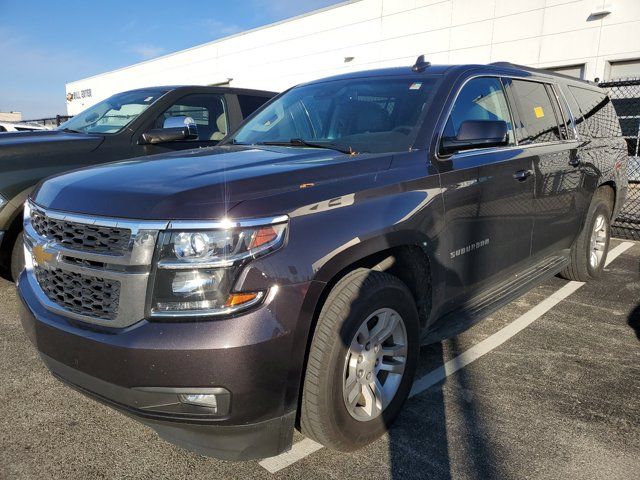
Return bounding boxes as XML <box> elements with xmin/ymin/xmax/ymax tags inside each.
<box><xmin>139</xmin><ymin>116</ymin><xmax>198</xmax><ymax>145</ymax></box>
<box><xmin>440</xmin><ymin>120</ymin><xmax>509</xmax><ymax>155</ymax></box>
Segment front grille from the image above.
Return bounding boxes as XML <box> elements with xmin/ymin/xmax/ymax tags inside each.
<box><xmin>34</xmin><ymin>267</ymin><xmax>121</xmax><ymax>320</ymax></box>
<box><xmin>31</xmin><ymin>209</ymin><xmax>131</xmax><ymax>255</ymax></box>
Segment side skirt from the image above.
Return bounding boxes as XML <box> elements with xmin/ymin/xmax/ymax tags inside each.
<box><xmin>422</xmin><ymin>254</ymin><xmax>569</xmax><ymax>345</ymax></box>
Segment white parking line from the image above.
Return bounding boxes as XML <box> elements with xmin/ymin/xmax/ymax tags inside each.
<box><xmin>258</xmin><ymin>241</ymin><xmax>635</xmax><ymax>473</ymax></box>
<box><xmin>259</xmin><ymin>438</ymin><xmax>324</xmax><ymax>474</ymax></box>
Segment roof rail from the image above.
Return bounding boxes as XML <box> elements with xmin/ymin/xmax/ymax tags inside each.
<box><xmin>489</xmin><ymin>61</ymin><xmax>596</xmax><ymax>84</ymax></box>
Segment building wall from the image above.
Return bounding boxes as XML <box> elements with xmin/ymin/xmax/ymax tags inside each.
<box><xmin>65</xmin><ymin>0</ymin><xmax>640</xmax><ymax>115</ymax></box>
<box><xmin>0</xmin><ymin>111</ymin><xmax>22</xmax><ymax>122</ymax></box>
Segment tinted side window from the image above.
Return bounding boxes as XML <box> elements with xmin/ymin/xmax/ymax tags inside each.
<box><xmin>154</xmin><ymin>94</ymin><xmax>226</xmax><ymax>141</ymax></box>
<box><xmin>561</xmin><ymin>85</ymin><xmax>591</xmax><ymax>138</ymax></box>
<box><xmin>442</xmin><ymin>77</ymin><xmax>514</xmax><ymax>143</ymax></box>
<box><xmin>568</xmin><ymin>86</ymin><xmax>621</xmax><ymax>138</ymax></box>
<box><xmin>0</xmin><ymin>126</ymin><xmax>6</xmax><ymax>132</ymax></box>
<box><xmin>551</xmin><ymin>86</ymin><xmax>576</xmax><ymax>140</ymax></box>
<box><xmin>511</xmin><ymin>80</ymin><xmax>562</xmax><ymax>144</ymax></box>
<box><xmin>237</xmin><ymin>95</ymin><xmax>270</xmax><ymax>117</ymax></box>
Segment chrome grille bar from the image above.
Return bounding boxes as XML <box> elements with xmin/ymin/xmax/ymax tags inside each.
<box><xmin>23</xmin><ymin>200</ymin><xmax>169</xmax><ymax>328</ymax></box>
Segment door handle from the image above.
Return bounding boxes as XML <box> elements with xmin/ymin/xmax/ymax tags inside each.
<box><xmin>513</xmin><ymin>169</ymin><xmax>533</xmax><ymax>181</ymax></box>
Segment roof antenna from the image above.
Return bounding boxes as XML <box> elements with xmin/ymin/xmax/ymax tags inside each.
<box><xmin>412</xmin><ymin>54</ymin><xmax>431</xmax><ymax>72</ymax></box>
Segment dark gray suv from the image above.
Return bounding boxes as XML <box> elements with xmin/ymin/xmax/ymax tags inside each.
<box><xmin>0</xmin><ymin>86</ymin><xmax>274</xmax><ymax>280</ymax></box>
<box><xmin>18</xmin><ymin>59</ymin><xmax>627</xmax><ymax>460</ymax></box>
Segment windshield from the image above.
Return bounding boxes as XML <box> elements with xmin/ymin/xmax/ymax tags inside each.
<box><xmin>230</xmin><ymin>76</ymin><xmax>438</xmax><ymax>154</ymax></box>
<box><xmin>58</xmin><ymin>89</ymin><xmax>168</xmax><ymax>134</ymax></box>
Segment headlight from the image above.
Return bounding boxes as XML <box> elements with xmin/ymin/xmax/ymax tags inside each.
<box><xmin>149</xmin><ymin>220</ymin><xmax>287</xmax><ymax>317</ymax></box>
<box><xmin>0</xmin><ymin>194</ymin><xmax>7</xmax><ymax>212</ymax></box>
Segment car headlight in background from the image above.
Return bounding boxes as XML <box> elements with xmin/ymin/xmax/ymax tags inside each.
<box><xmin>149</xmin><ymin>219</ymin><xmax>287</xmax><ymax>317</ymax></box>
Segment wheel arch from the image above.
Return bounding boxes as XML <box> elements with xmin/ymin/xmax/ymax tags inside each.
<box><xmin>596</xmin><ymin>180</ymin><xmax>617</xmax><ymax>219</ymax></box>
<box><xmin>293</xmin><ymin>238</ymin><xmax>436</xmax><ymax>428</ymax></box>
<box><xmin>0</xmin><ymin>186</ymin><xmax>32</xmax><ymax>271</ymax></box>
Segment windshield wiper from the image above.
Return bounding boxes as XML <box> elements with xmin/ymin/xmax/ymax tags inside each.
<box><xmin>258</xmin><ymin>138</ymin><xmax>356</xmax><ymax>155</ymax></box>
<box><xmin>60</xmin><ymin>128</ymin><xmax>83</xmax><ymax>134</ymax></box>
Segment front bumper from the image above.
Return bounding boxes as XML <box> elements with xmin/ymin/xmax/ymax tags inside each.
<box><xmin>17</xmin><ymin>272</ymin><xmax>315</xmax><ymax>460</ymax></box>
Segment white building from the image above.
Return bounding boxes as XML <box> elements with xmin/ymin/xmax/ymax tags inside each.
<box><xmin>0</xmin><ymin>111</ymin><xmax>22</xmax><ymax>122</ymax></box>
<box><xmin>65</xmin><ymin>0</ymin><xmax>640</xmax><ymax>115</ymax></box>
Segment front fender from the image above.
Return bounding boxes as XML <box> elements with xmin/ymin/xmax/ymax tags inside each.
<box><xmin>236</xmin><ymin>177</ymin><xmax>444</xmax><ymax>299</ymax></box>
<box><xmin>234</xmin><ymin>178</ymin><xmax>444</xmax><ymax>423</ymax></box>
<box><xmin>0</xmin><ymin>185</ymin><xmax>33</xmax><ymax>231</ymax></box>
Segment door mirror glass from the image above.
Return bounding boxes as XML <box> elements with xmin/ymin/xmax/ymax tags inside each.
<box><xmin>151</xmin><ymin>94</ymin><xmax>226</xmax><ymax>143</ymax></box>
<box><xmin>140</xmin><ymin>115</ymin><xmax>198</xmax><ymax>144</ymax></box>
<box><xmin>163</xmin><ymin>115</ymin><xmax>196</xmax><ymax>130</ymax></box>
<box><xmin>441</xmin><ymin>120</ymin><xmax>509</xmax><ymax>154</ymax></box>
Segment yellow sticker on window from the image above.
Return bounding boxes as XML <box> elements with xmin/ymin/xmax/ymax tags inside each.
<box><xmin>534</xmin><ymin>106</ymin><xmax>545</xmax><ymax>118</ymax></box>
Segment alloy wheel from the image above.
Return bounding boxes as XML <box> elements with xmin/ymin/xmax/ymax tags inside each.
<box><xmin>589</xmin><ymin>213</ymin><xmax>607</xmax><ymax>269</ymax></box>
<box><xmin>342</xmin><ymin>308</ymin><xmax>408</xmax><ymax>422</ymax></box>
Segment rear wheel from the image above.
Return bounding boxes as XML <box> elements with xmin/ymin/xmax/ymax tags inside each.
<box><xmin>559</xmin><ymin>189</ymin><xmax>612</xmax><ymax>282</ymax></box>
<box><xmin>300</xmin><ymin>268</ymin><xmax>419</xmax><ymax>451</ymax></box>
<box><xmin>10</xmin><ymin>231</ymin><xmax>25</xmax><ymax>282</ymax></box>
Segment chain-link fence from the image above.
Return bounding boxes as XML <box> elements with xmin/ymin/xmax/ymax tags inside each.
<box><xmin>600</xmin><ymin>78</ymin><xmax>640</xmax><ymax>240</ymax></box>
<box><xmin>21</xmin><ymin>115</ymin><xmax>73</xmax><ymax>128</ymax></box>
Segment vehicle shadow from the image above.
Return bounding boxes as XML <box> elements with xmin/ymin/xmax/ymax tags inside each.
<box><xmin>628</xmin><ymin>304</ymin><xmax>640</xmax><ymax>340</ymax></box>
<box><xmin>385</xmin><ymin>337</ymin><xmax>504</xmax><ymax>480</ymax></box>
<box><xmin>379</xmin><ymin>202</ymin><xmax>507</xmax><ymax>478</ymax></box>
<box><xmin>386</xmin><ymin>342</ymin><xmax>452</xmax><ymax>480</ymax></box>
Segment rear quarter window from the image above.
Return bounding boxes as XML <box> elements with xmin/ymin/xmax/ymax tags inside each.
<box><xmin>561</xmin><ymin>85</ymin><xmax>591</xmax><ymax>138</ymax></box>
<box><xmin>568</xmin><ymin>86</ymin><xmax>622</xmax><ymax>138</ymax></box>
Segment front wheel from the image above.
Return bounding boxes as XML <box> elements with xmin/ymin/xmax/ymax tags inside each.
<box><xmin>300</xmin><ymin>268</ymin><xmax>419</xmax><ymax>451</ymax></box>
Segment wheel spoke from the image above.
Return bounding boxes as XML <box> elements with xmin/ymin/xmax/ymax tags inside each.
<box><xmin>380</xmin><ymin>342</ymin><xmax>407</xmax><ymax>358</ymax></box>
<box><xmin>346</xmin><ymin>380</ymin><xmax>361</xmax><ymax>409</ymax></box>
<box><xmin>345</xmin><ymin>370</ymin><xmax>358</xmax><ymax>393</ymax></box>
<box><xmin>373</xmin><ymin>378</ymin><xmax>389</xmax><ymax>409</ymax></box>
<box><xmin>370</xmin><ymin>310</ymin><xmax>398</xmax><ymax>344</ymax></box>
<box><xmin>379</xmin><ymin>358</ymin><xmax>405</xmax><ymax>375</ymax></box>
<box><xmin>354</xmin><ymin>321</ymin><xmax>370</xmax><ymax>347</ymax></box>
<box><xmin>362</xmin><ymin>383</ymin><xmax>381</xmax><ymax>417</ymax></box>
<box><xmin>594</xmin><ymin>215</ymin><xmax>605</xmax><ymax>232</ymax></box>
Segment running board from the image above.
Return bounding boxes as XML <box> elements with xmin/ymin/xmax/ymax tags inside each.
<box><xmin>423</xmin><ymin>255</ymin><xmax>569</xmax><ymax>344</ymax></box>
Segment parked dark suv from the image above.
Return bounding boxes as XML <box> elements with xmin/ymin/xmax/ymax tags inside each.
<box><xmin>17</xmin><ymin>59</ymin><xmax>627</xmax><ymax>460</ymax></box>
<box><xmin>0</xmin><ymin>86</ymin><xmax>275</xmax><ymax>280</ymax></box>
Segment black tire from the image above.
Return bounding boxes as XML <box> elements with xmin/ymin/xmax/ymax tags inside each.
<box><xmin>300</xmin><ymin>268</ymin><xmax>420</xmax><ymax>451</ymax></box>
<box><xmin>559</xmin><ymin>189</ymin><xmax>612</xmax><ymax>282</ymax></box>
<box><xmin>10</xmin><ymin>231</ymin><xmax>25</xmax><ymax>282</ymax></box>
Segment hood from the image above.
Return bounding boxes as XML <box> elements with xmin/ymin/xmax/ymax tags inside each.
<box><xmin>33</xmin><ymin>145</ymin><xmax>393</xmax><ymax>220</ymax></box>
<box><xmin>0</xmin><ymin>130</ymin><xmax>104</xmax><ymax>157</ymax></box>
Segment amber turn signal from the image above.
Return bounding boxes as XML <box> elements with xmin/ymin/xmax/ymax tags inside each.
<box><xmin>224</xmin><ymin>292</ymin><xmax>261</xmax><ymax>307</ymax></box>
<box><xmin>249</xmin><ymin>226</ymin><xmax>279</xmax><ymax>249</ymax></box>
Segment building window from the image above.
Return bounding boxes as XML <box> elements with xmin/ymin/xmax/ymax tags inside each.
<box><xmin>547</xmin><ymin>64</ymin><xmax>585</xmax><ymax>80</ymax></box>
<box><xmin>608</xmin><ymin>59</ymin><xmax>640</xmax><ymax>80</ymax></box>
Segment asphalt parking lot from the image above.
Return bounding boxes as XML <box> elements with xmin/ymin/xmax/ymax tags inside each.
<box><xmin>1</xmin><ymin>239</ymin><xmax>639</xmax><ymax>480</ymax></box>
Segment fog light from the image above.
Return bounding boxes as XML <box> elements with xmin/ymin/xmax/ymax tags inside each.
<box><xmin>178</xmin><ymin>393</ymin><xmax>218</xmax><ymax>410</ymax></box>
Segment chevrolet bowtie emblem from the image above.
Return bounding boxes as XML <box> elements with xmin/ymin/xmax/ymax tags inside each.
<box><xmin>32</xmin><ymin>244</ymin><xmax>54</xmax><ymax>265</ymax></box>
